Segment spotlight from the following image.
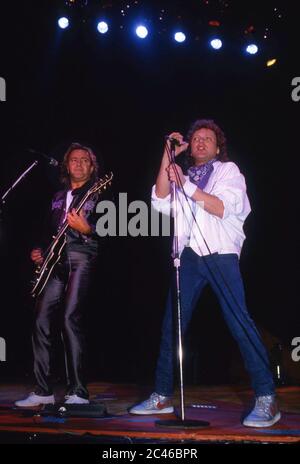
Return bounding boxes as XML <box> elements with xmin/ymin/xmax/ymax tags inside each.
<box><xmin>97</xmin><ymin>21</ymin><xmax>109</xmax><ymax>34</ymax></box>
<box><xmin>246</xmin><ymin>44</ymin><xmax>258</xmax><ymax>55</ymax></box>
<box><xmin>210</xmin><ymin>38</ymin><xmax>223</xmax><ymax>50</ymax></box>
<box><xmin>136</xmin><ymin>25</ymin><xmax>148</xmax><ymax>39</ymax></box>
<box><xmin>174</xmin><ymin>32</ymin><xmax>186</xmax><ymax>43</ymax></box>
<box><xmin>58</xmin><ymin>17</ymin><xmax>70</xmax><ymax>29</ymax></box>
<box><xmin>267</xmin><ymin>58</ymin><xmax>277</xmax><ymax>67</ymax></box>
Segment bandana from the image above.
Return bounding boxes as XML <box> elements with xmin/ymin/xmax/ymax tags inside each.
<box><xmin>187</xmin><ymin>158</ymin><xmax>217</xmax><ymax>190</ymax></box>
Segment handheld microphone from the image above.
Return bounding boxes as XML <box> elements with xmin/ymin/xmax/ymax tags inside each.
<box><xmin>28</xmin><ymin>149</ymin><xmax>59</xmax><ymax>167</ymax></box>
<box><xmin>165</xmin><ymin>135</ymin><xmax>187</xmax><ymax>147</ymax></box>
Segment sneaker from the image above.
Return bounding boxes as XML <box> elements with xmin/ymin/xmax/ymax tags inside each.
<box><xmin>15</xmin><ymin>392</ymin><xmax>55</xmax><ymax>408</ymax></box>
<box><xmin>129</xmin><ymin>392</ymin><xmax>174</xmax><ymax>415</ymax></box>
<box><xmin>64</xmin><ymin>394</ymin><xmax>89</xmax><ymax>404</ymax></box>
<box><xmin>243</xmin><ymin>395</ymin><xmax>281</xmax><ymax>427</ymax></box>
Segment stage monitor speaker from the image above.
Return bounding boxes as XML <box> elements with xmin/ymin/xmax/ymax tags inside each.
<box><xmin>41</xmin><ymin>402</ymin><xmax>108</xmax><ymax>418</ymax></box>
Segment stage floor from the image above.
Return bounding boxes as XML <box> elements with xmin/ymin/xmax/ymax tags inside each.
<box><xmin>0</xmin><ymin>382</ymin><xmax>299</xmax><ymax>444</ymax></box>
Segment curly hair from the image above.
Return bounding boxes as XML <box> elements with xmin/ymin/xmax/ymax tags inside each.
<box><xmin>185</xmin><ymin>119</ymin><xmax>228</xmax><ymax>166</ymax></box>
<box><xmin>60</xmin><ymin>142</ymin><xmax>100</xmax><ymax>187</ymax></box>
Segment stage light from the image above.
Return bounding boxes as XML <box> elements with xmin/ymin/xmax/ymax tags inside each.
<box><xmin>246</xmin><ymin>44</ymin><xmax>258</xmax><ymax>55</ymax></box>
<box><xmin>97</xmin><ymin>21</ymin><xmax>109</xmax><ymax>34</ymax></box>
<box><xmin>174</xmin><ymin>32</ymin><xmax>186</xmax><ymax>43</ymax></box>
<box><xmin>58</xmin><ymin>17</ymin><xmax>70</xmax><ymax>29</ymax></box>
<box><xmin>210</xmin><ymin>38</ymin><xmax>222</xmax><ymax>50</ymax></box>
<box><xmin>267</xmin><ymin>58</ymin><xmax>277</xmax><ymax>67</ymax></box>
<box><xmin>136</xmin><ymin>25</ymin><xmax>148</xmax><ymax>39</ymax></box>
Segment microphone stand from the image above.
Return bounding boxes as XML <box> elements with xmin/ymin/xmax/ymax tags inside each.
<box><xmin>0</xmin><ymin>160</ymin><xmax>39</xmax><ymax>218</ymax></box>
<box><xmin>156</xmin><ymin>141</ymin><xmax>209</xmax><ymax>429</ymax></box>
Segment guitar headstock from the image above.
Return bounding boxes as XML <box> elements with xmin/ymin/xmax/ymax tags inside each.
<box><xmin>89</xmin><ymin>172</ymin><xmax>113</xmax><ymax>195</ymax></box>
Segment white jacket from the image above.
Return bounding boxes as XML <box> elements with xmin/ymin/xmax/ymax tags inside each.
<box><xmin>151</xmin><ymin>161</ymin><xmax>251</xmax><ymax>258</ymax></box>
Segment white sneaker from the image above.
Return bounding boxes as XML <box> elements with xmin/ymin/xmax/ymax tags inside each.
<box><xmin>64</xmin><ymin>394</ymin><xmax>89</xmax><ymax>404</ymax></box>
<box><xmin>15</xmin><ymin>392</ymin><xmax>55</xmax><ymax>408</ymax></box>
<box><xmin>243</xmin><ymin>395</ymin><xmax>281</xmax><ymax>427</ymax></box>
<box><xmin>129</xmin><ymin>392</ymin><xmax>174</xmax><ymax>415</ymax></box>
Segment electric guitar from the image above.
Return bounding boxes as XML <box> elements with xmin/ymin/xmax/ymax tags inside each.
<box><xmin>31</xmin><ymin>172</ymin><xmax>113</xmax><ymax>298</ymax></box>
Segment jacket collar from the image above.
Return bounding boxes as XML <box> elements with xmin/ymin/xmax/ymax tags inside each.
<box><xmin>70</xmin><ymin>178</ymin><xmax>94</xmax><ymax>197</ymax></box>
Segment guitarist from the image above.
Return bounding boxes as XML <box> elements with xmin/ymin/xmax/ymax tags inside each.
<box><xmin>15</xmin><ymin>143</ymin><xmax>104</xmax><ymax>407</ymax></box>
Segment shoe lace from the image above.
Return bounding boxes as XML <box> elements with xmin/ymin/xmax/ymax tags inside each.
<box><xmin>255</xmin><ymin>395</ymin><xmax>274</xmax><ymax>414</ymax></box>
<box><xmin>148</xmin><ymin>393</ymin><xmax>159</xmax><ymax>405</ymax></box>
<box><xmin>149</xmin><ymin>392</ymin><xmax>168</xmax><ymax>406</ymax></box>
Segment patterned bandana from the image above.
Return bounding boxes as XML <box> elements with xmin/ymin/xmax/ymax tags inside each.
<box><xmin>187</xmin><ymin>158</ymin><xmax>217</xmax><ymax>190</ymax></box>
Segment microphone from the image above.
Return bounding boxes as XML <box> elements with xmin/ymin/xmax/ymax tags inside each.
<box><xmin>165</xmin><ymin>135</ymin><xmax>187</xmax><ymax>147</ymax></box>
<box><xmin>28</xmin><ymin>149</ymin><xmax>59</xmax><ymax>167</ymax></box>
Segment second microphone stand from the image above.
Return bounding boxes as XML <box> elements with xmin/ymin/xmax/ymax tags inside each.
<box><xmin>0</xmin><ymin>160</ymin><xmax>39</xmax><ymax>218</ymax></box>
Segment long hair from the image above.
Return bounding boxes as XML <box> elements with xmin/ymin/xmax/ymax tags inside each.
<box><xmin>184</xmin><ymin>119</ymin><xmax>229</xmax><ymax>169</ymax></box>
<box><xmin>60</xmin><ymin>142</ymin><xmax>100</xmax><ymax>187</ymax></box>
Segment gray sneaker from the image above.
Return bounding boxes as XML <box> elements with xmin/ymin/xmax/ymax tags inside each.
<box><xmin>129</xmin><ymin>392</ymin><xmax>174</xmax><ymax>415</ymax></box>
<box><xmin>15</xmin><ymin>392</ymin><xmax>55</xmax><ymax>408</ymax></box>
<box><xmin>243</xmin><ymin>395</ymin><xmax>281</xmax><ymax>427</ymax></box>
<box><xmin>64</xmin><ymin>394</ymin><xmax>89</xmax><ymax>404</ymax></box>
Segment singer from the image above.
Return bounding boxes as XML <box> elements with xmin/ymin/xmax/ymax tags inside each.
<box><xmin>129</xmin><ymin>119</ymin><xmax>281</xmax><ymax>427</ymax></box>
<box><xmin>15</xmin><ymin>142</ymin><xmax>105</xmax><ymax>407</ymax></box>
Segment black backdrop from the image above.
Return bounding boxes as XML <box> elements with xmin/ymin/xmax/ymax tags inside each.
<box><xmin>0</xmin><ymin>0</ymin><xmax>299</xmax><ymax>387</ymax></box>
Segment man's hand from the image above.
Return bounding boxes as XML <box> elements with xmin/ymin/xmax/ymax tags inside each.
<box><xmin>167</xmin><ymin>163</ymin><xmax>186</xmax><ymax>187</ymax></box>
<box><xmin>31</xmin><ymin>248</ymin><xmax>44</xmax><ymax>266</ymax></box>
<box><xmin>156</xmin><ymin>131</ymin><xmax>189</xmax><ymax>199</ymax></box>
<box><xmin>67</xmin><ymin>209</ymin><xmax>92</xmax><ymax>235</ymax></box>
<box><xmin>165</xmin><ymin>132</ymin><xmax>189</xmax><ymax>157</ymax></box>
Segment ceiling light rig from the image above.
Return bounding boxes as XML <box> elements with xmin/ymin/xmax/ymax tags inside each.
<box><xmin>56</xmin><ymin>0</ymin><xmax>284</xmax><ymax>66</ymax></box>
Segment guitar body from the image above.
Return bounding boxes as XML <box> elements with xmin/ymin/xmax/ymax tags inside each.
<box><xmin>31</xmin><ymin>234</ymin><xmax>66</xmax><ymax>298</ymax></box>
<box><xmin>30</xmin><ymin>172</ymin><xmax>113</xmax><ymax>298</ymax></box>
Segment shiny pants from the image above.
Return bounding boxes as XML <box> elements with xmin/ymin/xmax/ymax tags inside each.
<box><xmin>32</xmin><ymin>251</ymin><xmax>95</xmax><ymax>399</ymax></box>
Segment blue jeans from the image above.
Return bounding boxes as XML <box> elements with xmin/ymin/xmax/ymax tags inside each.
<box><xmin>155</xmin><ymin>247</ymin><xmax>275</xmax><ymax>397</ymax></box>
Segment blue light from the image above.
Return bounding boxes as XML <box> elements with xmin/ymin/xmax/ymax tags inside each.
<box><xmin>174</xmin><ymin>32</ymin><xmax>186</xmax><ymax>43</ymax></box>
<box><xmin>97</xmin><ymin>21</ymin><xmax>109</xmax><ymax>34</ymax></box>
<box><xmin>58</xmin><ymin>17</ymin><xmax>69</xmax><ymax>30</ymax></box>
<box><xmin>246</xmin><ymin>44</ymin><xmax>258</xmax><ymax>55</ymax></box>
<box><xmin>136</xmin><ymin>25</ymin><xmax>148</xmax><ymax>39</ymax></box>
<box><xmin>210</xmin><ymin>38</ymin><xmax>222</xmax><ymax>50</ymax></box>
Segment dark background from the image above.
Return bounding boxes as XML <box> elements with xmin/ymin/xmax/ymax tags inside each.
<box><xmin>0</xmin><ymin>0</ymin><xmax>299</xmax><ymax>388</ymax></box>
